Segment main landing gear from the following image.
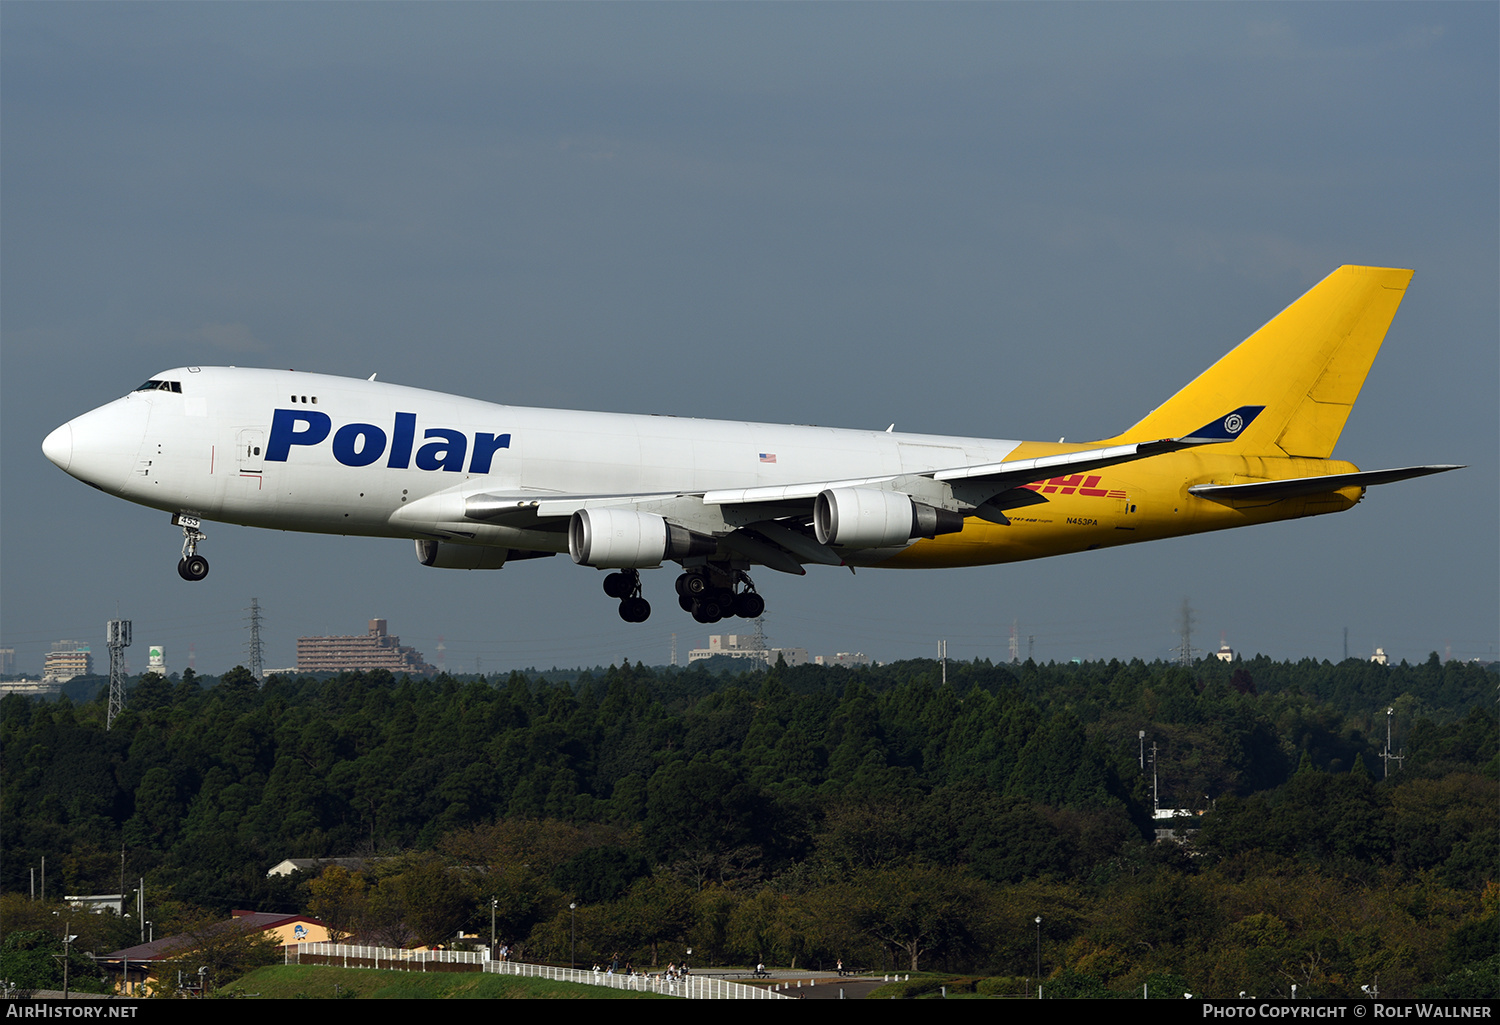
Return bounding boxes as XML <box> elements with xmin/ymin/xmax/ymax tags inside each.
<box><xmin>603</xmin><ymin>569</ymin><xmax>651</xmax><ymax>623</ymax></box>
<box><xmin>676</xmin><ymin>568</ymin><xmax>764</xmax><ymax>624</ymax></box>
<box><xmin>602</xmin><ymin>566</ymin><xmax>768</xmax><ymax>624</ymax></box>
<box><xmin>172</xmin><ymin>514</ymin><xmax>210</xmax><ymax>581</ymax></box>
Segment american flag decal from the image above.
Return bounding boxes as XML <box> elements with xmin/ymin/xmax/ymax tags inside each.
<box><xmin>759</xmin><ymin>453</ymin><xmax>777</xmax><ymax>463</ymax></box>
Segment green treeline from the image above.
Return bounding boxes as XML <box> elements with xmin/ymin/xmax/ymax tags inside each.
<box><xmin>2</xmin><ymin>653</ymin><xmax>1495</xmax><ymax>997</ymax></box>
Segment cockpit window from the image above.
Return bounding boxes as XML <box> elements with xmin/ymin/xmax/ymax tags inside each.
<box><xmin>134</xmin><ymin>380</ymin><xmax>183</xmax><ymax>393</ymax></box>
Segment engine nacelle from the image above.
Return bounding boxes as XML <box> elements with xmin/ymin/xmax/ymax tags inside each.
<box><xmin>414</xmin><ymin>539</ymin><xmax>511</xmax><ymax>570</ymax></box>
<box><xmin>814</xmin><ymin>488</ymin><xmax>965</xmax><ymax>547</ymax></box>
<box><xmin>568</xmin><ymin>508</ymin><xmax>716</xmax><ymax>568</ymax></box>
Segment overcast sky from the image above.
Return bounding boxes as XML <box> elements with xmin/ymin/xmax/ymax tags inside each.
<box><xmin>3</xmin><ymin>3</ymin><xmax>1495</xmax><ymax>677</ymax></box>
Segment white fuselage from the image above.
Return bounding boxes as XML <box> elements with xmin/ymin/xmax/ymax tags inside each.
<box><xmin>44</xmin><ymin>367</ymin><xmax>1021</xmax><ymax>558</ymax></box>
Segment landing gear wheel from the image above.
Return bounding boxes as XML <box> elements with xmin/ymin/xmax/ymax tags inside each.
<box><xmin>692</xmin><ymin>599</ymin><xmax>723</xmax><ymax>624</ymax></box>
<box><xmin>603</xmin><ymin>571</ymin><xmax>635</xmax><ymax>599</ymax></box>
<box><xmin>734</xmin><ymin>591</ymin><xmax>765</xmax><ymax>618</ymax></box>
<box><xmin>684</xmin><ymin>574</ymin><xmax>709</xmax><ymax>596</ymax></box>
<box><xmin>174</xmin><ymin>513</ymin><xmax>209</xmax><ymax>582</ymax></box>
<box><xmin>678</xmin><ymin>594</ymin><xmax>695</xmax><ymax>613</ymax></box>
<box><xmin>619</xmin><ymin>597</ymin><xmax>651</xmax><ymax>623</ymax></box>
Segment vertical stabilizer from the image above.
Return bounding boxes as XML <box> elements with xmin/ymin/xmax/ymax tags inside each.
<box><xmin>1107</xmin><ymin>266</ymin><xmax>1413</xmax><ymax>457</ymax></box>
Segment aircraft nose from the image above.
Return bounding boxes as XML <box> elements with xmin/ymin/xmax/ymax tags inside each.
<box><xmin>43</xmin><ymin>423</ymin><xmax>73</xmax><ymax>472</ymax></box>
<box><xmin>43</xmin><ymin>399</ymin><xmax>144</xmax><ymax>493</ymax></box>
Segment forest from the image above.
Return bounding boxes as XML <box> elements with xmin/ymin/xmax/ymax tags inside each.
<box><xmin>2</xmin><ymin>652</ymin><xmax>1495</xmax><ymax>998</ymax></box>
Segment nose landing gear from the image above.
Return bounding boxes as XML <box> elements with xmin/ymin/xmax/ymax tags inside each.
<box><xmin>173</xmin><ymin>514</ymin><xmax>210</xmax><ymax>581</ymax></box>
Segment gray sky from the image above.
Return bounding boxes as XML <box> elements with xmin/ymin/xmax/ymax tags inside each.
<box><xmin>4</xmin><ymin>3</ymin><xmax>1495</xmax><ymax>676</ymax></box>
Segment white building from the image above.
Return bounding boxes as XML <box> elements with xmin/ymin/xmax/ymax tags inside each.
<box><xmin>687</xmin><ymin>634</ymin><xmax>809</xmax><ymax>668</ymax></box>
<box><xmin>43</xmin><ymin>641</ymin><xmax>93</xmax><ymax>682</ymax></box>
<box><xmin>815</xmin><ymin>652</ymin><xmax>871</xmax><ymax>668</ymax></box>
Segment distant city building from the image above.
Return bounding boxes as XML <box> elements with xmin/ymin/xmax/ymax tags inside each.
<box><xmin>0</xmin><ymin>679</ymin><xmax>61</xmax><ymax>698</ymax></box>
<box><xmin>1214</xmin><ymin>642</ymin><xmax>1234</xmax><ymax>662</ymax></box>
<box><xmin>687</xmin><ymin>634</ymin><xmax>809</xmax><ymax>668</ymax></box>
<box><xmin>43</xmin><ymin>641</ymin><xmax>93</xmax><ymax>682</ymax></box>
<box><xmin>296</xmin><ymin>619</ymin><xmax>436</xmax><ymax>675</ymax></box>
<box><xmin>1370</xmin><ymin>647</ymin><xmax>1389</xmax><ymax>665</ymax></box>
<box><xmin>0</xmin><ymin>647</ymin><xmax>15</xmax><ymax>676</ymax></box>
<box><xmin>815</xmin><ymin>652</ymin><xmax>872</xmax><ymax>668</ymax></box>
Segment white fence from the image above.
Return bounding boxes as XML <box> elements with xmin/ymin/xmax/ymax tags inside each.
<box><xmin>287</xmin><ymin>942</ymin><xmax>787</xmax><ymax>999</ymax></box>
<box><xmin>484</xmin><ymin>958</ymin><xmax>788</xmax><ymax>999</ymax></box>
<box><xmin>290</xmin><ymin>942</ymin><xmax>485</xmax><ymax>969</ymax></box>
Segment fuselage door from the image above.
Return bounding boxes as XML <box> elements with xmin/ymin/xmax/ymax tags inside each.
<box><xmin>237</xmin><ymin>428</ymin><xmax>265</xmax><ymax>486</ymax></box>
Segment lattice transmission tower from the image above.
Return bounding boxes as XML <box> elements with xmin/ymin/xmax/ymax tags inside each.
<box><xmin>246</xmin><ymin>598</ymin><xmax>264</xmax><ymax>682</ymax></box>
<box><xmin>106</xmin><ymin>619</ymin><xmax>132</xmax><ymax>730</ymax></box>
<box><xmin>1173</xmin><ymin>599</ymin><xmax>1197</xmax><ymax>666</ymax></box>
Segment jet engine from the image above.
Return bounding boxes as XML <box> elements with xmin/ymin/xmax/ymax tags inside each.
<box><xmin>414</xmin><ymin>539</ymin><xmax>511</xmax><ymax>569</ymax></box>
<box><xmin>568</xmin><ymin>508</ymin><xmax>717</xmax><ymax>568</ymax></box>
<box><xmin>814</xmin><ymin>488</ymin><xmax>965</xmax><ymax>547</ymax></box>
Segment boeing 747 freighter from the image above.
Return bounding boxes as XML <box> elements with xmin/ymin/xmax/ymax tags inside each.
<box><xmin>42</xmin><ymin>266</ymin><xmax>1459</xmax><ymax>624</ymax></box>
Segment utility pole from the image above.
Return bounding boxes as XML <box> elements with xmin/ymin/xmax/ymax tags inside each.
<box><xmin>1382</xmin><ymin>707</ymin><xmax>1405</xmax><ymax>778</ymax></box>
<box><xmin>106</xmin><ymin>620</ymin><xmax>132</xmax><ymax>730</ymax></box>
<box><xmin>1151</xmin><ymin>741</ymin><xmax>1160</xmax><ymax>813</ymax></box>
<box><xmin>939</xmin><ymin>640</ymin><xmax>947</xmax><ymax>686</ymax></box>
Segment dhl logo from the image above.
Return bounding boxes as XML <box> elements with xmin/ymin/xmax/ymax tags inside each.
<box><xmin>1022</xmin><ymin>474</ymin><xmax>1127</xmax><ymax>498</ymax></box>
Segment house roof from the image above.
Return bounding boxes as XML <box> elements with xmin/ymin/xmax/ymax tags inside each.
<box><xmin>105</xmin><ymin>911</ymin><xmax>327</xmax><ymax>962</ymax></box>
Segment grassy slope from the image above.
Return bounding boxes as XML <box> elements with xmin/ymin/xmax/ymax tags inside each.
<box><xmin>220</xmin><ymin>964</ymin><xmax>671</xmax><ymax>999</ymax></box>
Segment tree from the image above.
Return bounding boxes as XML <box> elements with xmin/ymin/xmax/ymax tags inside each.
<box><xmin>153</xmin><ymin>918</ymin><xmax>281</xmax><ymax>996</ymax></box>
<box><xmin>307</xmin><ymin>865</ymin><xmax>367</xmax><ymax>941</ymax></box>
<box><xmin>833</xmin><ymin>865</ymin><xmax>992</xmax><ymax>971</ymax></box>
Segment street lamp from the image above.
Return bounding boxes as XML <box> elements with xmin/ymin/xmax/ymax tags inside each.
<box><xmin>1034</xmin><ymin>915</ymin><xmax>1042</xmax><ymax>990</ymax></box>
<box><xmin>1032</xmin><ymin>918</ymin><xmax>1044</xmax><ymax>990</ymax></box>
<box><xmin>490</xmin><ymin>898</ymin><xmax>497</xmax><ymax>959</ymax></box>
<box><xmin>569</xmin><ymin>902</ymin><xmax>577</xmax><ymax>970</ymax></box>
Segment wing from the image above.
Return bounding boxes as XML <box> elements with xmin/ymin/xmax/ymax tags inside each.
<box><xmin>453</xmin><ymin>406</ymin><xmax>1269</xmax><ymax>573</ymax></box>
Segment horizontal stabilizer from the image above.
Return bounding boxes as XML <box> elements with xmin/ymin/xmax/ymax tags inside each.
<box><xmin>1189</xmin><ymin>464</ymin><xmax>1463</xmax><ymax>501</ymax></box>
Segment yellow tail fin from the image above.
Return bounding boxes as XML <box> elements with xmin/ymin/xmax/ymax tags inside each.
<box><xmin>1108</xmin><ymin>266</ymin><xmax>1413</xmax><ymax>458</ymax></box>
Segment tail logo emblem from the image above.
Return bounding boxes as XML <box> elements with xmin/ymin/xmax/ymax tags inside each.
<box><xmin>1224</xmin><ymin>413</ymin><xmax>1244</xmax><ymax>434</ymax></box>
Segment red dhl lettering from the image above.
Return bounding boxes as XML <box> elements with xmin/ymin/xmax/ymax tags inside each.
<box><xmin>1024</xmin><ymin>474</ymin><xmax>1110</xmax><ymax>496</ymax></box>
